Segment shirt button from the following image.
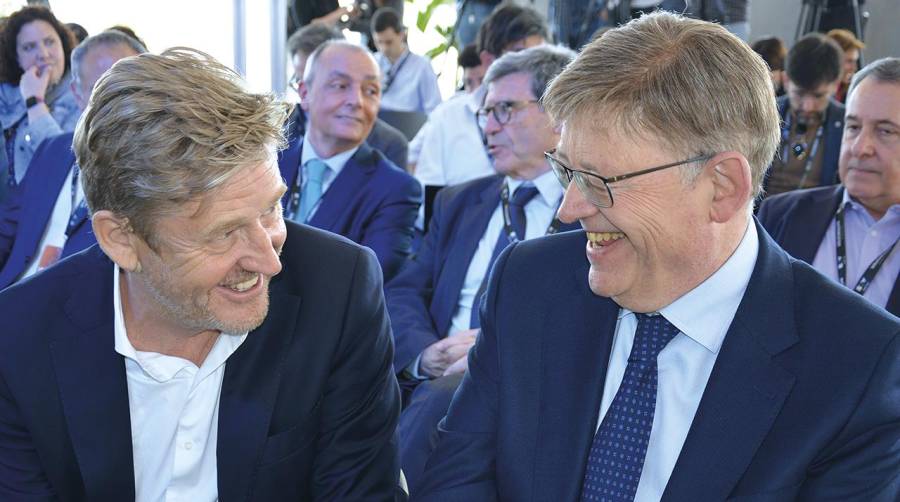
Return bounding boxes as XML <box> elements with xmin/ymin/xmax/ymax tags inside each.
<box><xmin>184</xmin><ymin>441</ymin><xmax>193</xmax><ymax>450</ymax></box>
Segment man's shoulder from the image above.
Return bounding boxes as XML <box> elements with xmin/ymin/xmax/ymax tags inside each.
<box><xmin>759</xmin><ymin>185</ymin><xmax>842</xmax><ymax>222</ymax></box>
<box><xmin>369</xmin><ymin>118</ymin><xmax>407</xmax><ymax>147</ymax></box>
<box><xmin>356</xmin><ymin>144</ymin><xmax>419</xmax><ymax>188</ymax></box>
<box><xmin>277</xmin><ymin>221</ymin><xmax>379</xmax><ymax>291</ymax></box>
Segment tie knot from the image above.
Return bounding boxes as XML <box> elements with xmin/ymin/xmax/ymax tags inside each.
<box><xmin>510</xmin><ymin>185</ymin><xmax>539</xmax><ymax>208</ymax></box>
<box><xmin>305</xmin><ymin>159</ymin><xmax>328</xmax><ymax>182</ymax></box>
<box><xmin>631</xmin><ymin>313</ymin><xmax>679</xmax><ymax>362</ymax></box>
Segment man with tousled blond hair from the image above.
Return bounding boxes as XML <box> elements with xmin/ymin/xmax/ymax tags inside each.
<box><xmin>0</xmin><ymin>48</ymin><xmax>402</xmax><ymax>500</ymax></box>
<box><xmin>416</xmin><ymin>12</ymin><xmax>899</xmax><ymax>501</ymax></box>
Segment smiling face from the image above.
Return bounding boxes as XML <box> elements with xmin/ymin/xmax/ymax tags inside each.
<box><xmin>839</xmin><ymin>77</ymin><xmax>900</xmax><ymax>219</ymax></box>
<box><xmin>555</xmin><ymin>120</ymin><xmax>721</xmax><ymax>311</ymax></box>
<box><xmin>127</xmin><ymin>158</ymin><xmax>288</xmax><ymax>335</ymax></box>
<box><xmin>16</xmin><ymin>19</ymin><xmax>65</xmax><ymax>84</ymax></box>
<box><xmin>481</xmin><ymin>72</ymin><xmax>557</xmax><ymax>180</ymax></box>
<box><xmin>300</xmin><ymin>45</ymin><xmax>380</xmax><ymax>157</ymax></box>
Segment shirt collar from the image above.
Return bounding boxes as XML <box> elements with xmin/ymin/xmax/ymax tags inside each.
<box><xmin>505</xmin><ymin>169</ymin><xmax>562</xmax><ymax>208</ymax></box>
<box><xmin>617</xmin><ymin>220</ymin><xmax>758</xmax><ymax>354</ymax></box>
<box><xmin>301</xmin><ymin>134</ymin><xmax>359</xmax><ymax>175</ymax></box>
<box><xmin>113</xmin><ymin>264</ymin><xmax>247</xmax><ymax>383</ymax></box>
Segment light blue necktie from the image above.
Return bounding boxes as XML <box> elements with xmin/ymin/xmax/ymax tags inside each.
<box><xmin>580</xmin><ymin>313</ymin><xmax>679</xmax><ymax>501</ymax></box>
<box><xmin>297</xmin><ymin>159</ymin><xmax>328</xmax><ymax>223</ymax></box>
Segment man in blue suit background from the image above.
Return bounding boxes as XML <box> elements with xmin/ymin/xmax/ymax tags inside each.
<box><xmin>279</xmin><ymin>40</ymin><xmax>421</xmax><ymax>280</ymax></box>
<box><xmin>0</xmin><ymin>48</ymin><xmax>401</xmax><ymax>500</ymax></box>
<box><xmin>759</xmin><ymin>57</ymin><xmax>900</xmax><ymax>317</ymax></box>
<box><xmin>385</xmin><ymin>44</ymin><xmax>578</xmax><ymax>490</ymax></box>
<box><xmin>416</xmin><ymin>13</ymin><xmax>899</xmax><ymax>501</ymax></box>
<box><xmin>0</xmin><ymin>30</ymin><xmax>145</xmax><ymax>289</ymax></box>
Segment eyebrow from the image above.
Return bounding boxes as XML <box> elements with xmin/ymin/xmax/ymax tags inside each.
<box><xmin>845</xmin><ymin>115</ymin><xmax>900</xmax><ymax>128</ymax></box>
<box><xmin>205</xmin><ymin>189</ymin><xmax>286</xmax><ymax>236</ymax></box>
<box><xmin>555</xmin><ymin>149</ymin><xmax>602</xmax><ymax>172</ymax></box>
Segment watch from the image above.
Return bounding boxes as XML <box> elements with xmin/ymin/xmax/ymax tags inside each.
<box><xmin>25</xmin><ymin>96</ymin><xmax>43</xmax><ymax>109</ymax></box>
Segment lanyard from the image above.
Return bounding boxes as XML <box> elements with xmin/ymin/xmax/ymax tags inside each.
<box><xmin>3</xmin><ymin>115</ymin><xmax>27</xmax><ymax>187</ymax></box>
<box><xmin>834</xmin><ymin>202</ymin><xmax>899</xmax><ymax>295</ymax></box>
<box><xmin>383</xmin><ymin>51</ymin><xmax>411</xmax><ymax>93</ymax></box>
<box><xmin>499</xmin><ymin>182</ymin><xmax>562</xmax><ymax>243</ymax></box>
<box><xmin>780</xmin><ymin>112</ymin><xmax>824</xmax><ymax>190</ymax></box>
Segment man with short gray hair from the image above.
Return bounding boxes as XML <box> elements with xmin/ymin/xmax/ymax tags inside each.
<box><xmin>386</xmin><ymin>44</ymin><xmax>579</xmax><ymax>491</ymax></box>
<box><xmin>0</xmin><ymin>29</ymin><xmax>145</xmax><ymax>289</ymax></box>
<box><xmin>0</xmin><ymin>48</ymin><xmax>402</xmax><ymax>500</ymax></box>
<box><xmin>417</xmin><ymin>12</ymin><xmax>899</xmax><ymax>500</ymax></box>
<box><xmin>760</xmin><ymin>57</ymin><xmax>900</xmax><ymax>317</ymax></box>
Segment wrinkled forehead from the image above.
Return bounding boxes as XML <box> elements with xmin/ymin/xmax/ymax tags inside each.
<box><xmin>556</xmin><ymin>112</ymin><xmax>673</xmax><ymax>168</ymax></box>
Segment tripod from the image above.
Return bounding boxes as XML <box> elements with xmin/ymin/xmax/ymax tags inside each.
<box><xmin>795</xmin><ymin>0</ymin><xmax>865</xmax><ymax>42</ymax></box>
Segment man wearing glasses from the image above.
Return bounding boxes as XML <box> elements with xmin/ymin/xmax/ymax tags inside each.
<box><xmin>385</xmin><ymin>44</ymin><xmax>578</xmax><ymax>491</ymax></box>
<box><xmin>416</xmin><ymin>12</ymin><xmax>900</xmax><ymax>501</ymax></box>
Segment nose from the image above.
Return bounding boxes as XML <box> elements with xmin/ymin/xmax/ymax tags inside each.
<box><xmin>482</xmin><ymin>111</ymin><xmax>502</xmax><ymax>136</ymax></box>
<box><xmin>798</xmin><ymin>96</ymin><xmax>818</xmax><ymax>113</ymax></box>
<box><xmin>240</xmin><ymin>221</ymin><xmax>285</xmax><ymax>277</ymax></box>
<box><xmin>344</xmin><ymin>83</ymin><xmax>363</xmax><ymax>108</ymax></box>
<box><xmin>557</xmin><ymin>181</ymin><xmax>596</xmax><ymax>224</ymax></box>
<box><xmin>848</xmin><ymin>127</ymin><xmax>876</xmax><ymax>158</ymax></box>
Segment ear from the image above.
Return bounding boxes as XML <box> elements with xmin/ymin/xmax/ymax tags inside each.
<box><xmin>298</xmin><ymin>81</ymin><xmax>310</xmax><ymax>112</ymax></box>
<box><xmin>92</xmin><ymin>210</ymin><xmax>142</xmax><ymax>272</ymax></box>
<box><xmin>707</xmin><ymin>152</ymin><xmax>752</xmax><ymax>224</ymax></box>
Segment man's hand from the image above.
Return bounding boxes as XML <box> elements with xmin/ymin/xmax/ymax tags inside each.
<box><xmin>19</xmin><ymin>65</ymin><xmax>50</xmax><ymax>102</ymax></box>
<box><xmin>419</xmin><ymin>330</ymin><xmax>477</xmax><ymax>378</ymax></box>
<box><xmin>442</xmin><ymin>353</ymin><xmax>469</xmax><ymax>377</ymax></box>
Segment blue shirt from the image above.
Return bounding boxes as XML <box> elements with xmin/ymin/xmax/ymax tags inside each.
<box><xmin>812</xmin><ymin>189</ymin><xmax>900</xmax><ymax>310</ymax></box>
<box><xmin>375</xmin><ymin>49</ymin><xmax>442</xmax><ymax>114</ymax></box>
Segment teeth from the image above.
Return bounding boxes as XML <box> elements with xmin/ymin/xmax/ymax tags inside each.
<box><xmin>586</xmin><ymin>231</ymin><xmax>625</xmax><ymax>244</ymax></box>
<box><xmin>224</xmin><ymin>276</ymin><xmax>258</xmax><ymax>292</ymax></box>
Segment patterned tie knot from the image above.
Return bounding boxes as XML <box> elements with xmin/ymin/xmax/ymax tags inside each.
<box><xmin>510</xmin><ymin>185</ymin><xmax>539</xmax><ymax>208</ymax></box>
<box><xmin>631</xmin><ymin>313</ymin><xmax>679</xmax><ymax>362</ymax></box>
<box><xmin>306</xmin><ymin>159</ymin><xmax>328</xmax><ymax>182</ymax></box>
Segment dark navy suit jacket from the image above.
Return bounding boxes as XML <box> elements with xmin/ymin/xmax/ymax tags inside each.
<box><xmin>0</xmin><ymin>222</ymin><xmax>402</xmax><ymax>501</ymax></box>
<box><xmin>286</xmin><ymin>106</ymin><xmax>409</xmax><ymax>169</ymax></box>
<box><xmin>0</xmin><ymin>132</ymin><xmax>93</xmax><ymax>290</ymax></box>
<box><xmin>415</xmin><ymin>223</ymin><xmax>900</xmax><ymax>500</ymax></box>
<box><xmin>385</xmin><ymin>174</ymin><xmax>579</xmax><ymax>373</ymax></box>
<box><xmin>758</xmin><ymin>184</ymin><xmax>900</xmax><ymax>317</ymax></box>
<box><xmin>278</xmin><ymin>137</ymin><xmax>421</xmax><ymax>281</ymax></box>
<box><xmin>765</xmin><ymin>95</ymin><xmax>845</xmax><ymax>192</ymax></box>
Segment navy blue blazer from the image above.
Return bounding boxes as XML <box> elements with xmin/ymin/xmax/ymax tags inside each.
<box><xmin>415</xmin><ymin>223</ymin><xmax>900</xmax><ymax>500</ymax></box>
<box><xmin>286</xmin><ymin>106</ymin><xmax>409</xmax><ymax>169</ymax></box>
<box><xmin>765</xmin><ymin>95</ymin><xmax>845</xmax><ymax>191</ymax></box>
<box><xmin>758</xmin><ymin>184</ymin><xmax>900</xmax><ymax>317</ymax></box>
<box><xmin>0</xmin><ymin>132</ymin><xmax>94</xmax><ymax>290</ymax></box>
<box><xmin>385</xmin><ymin>174</ymin><xmax>579</xmax><ymax>373</ymax></box>
<box><xmin>0</xmin><ymin>222</ymin><xmax>402</xmax><ymax>501</ymax></box>
<box><xmin>278</xmin><ymin>138</ymin><xmax>421</xmax><ymax>281</ymax></box>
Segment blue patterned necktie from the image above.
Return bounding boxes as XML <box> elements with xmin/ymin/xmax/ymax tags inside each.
<box><xmin>580</xmin><ymin>313</ymin><xmax>680</xmax><ymax>501</ymax></box>
<box><xmin>296</xmin><ymin>159</ymin><xmax>328</xmax><ymax>223</ymax></box>
<box><xmin>470</xmin><ymin>184</ymin><xmax>539</xmax><ymax>329</ymax></box>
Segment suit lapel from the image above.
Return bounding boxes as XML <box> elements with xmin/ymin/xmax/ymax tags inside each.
<box><xmin>17</xmin><ymin>151</ymin><xmax>76</xmax><ymax>256</ymax></box>
<box><xmin>277</xmin><ymin>135</ymin><xmax>303</xmax><ymax>208</ymax></box>
<box><xmin>532</xmin><ymin>260</ymin><xmax>620</xmax><ymax>501</ymax></box>
<box><xmin>309</xmin><ymin>144</ymin><xmax>377</xmax><ymax>231</ymax></box>
<box><xmin>662</xmin><ymin>224</ymin><xmax>798</xmax><ymax>500</ymax></box>
<box><xmin>433</xmin><ymin>177</ymin><xmax>504</xmax><ymax>334</ymax></box>
<box><xmin>216</xmin><ymin>276</ymin><xmax>301</xmax><ymax>500</ymax></box>
<box><xmin>49</xmin><ymin>250</ymin><xmax>135</xmax><ymax>500</ymax></box>
<box><xmin>778</xmin><ymin>186</ymin><xmax>843</xmax><ymax>262</ymax></box>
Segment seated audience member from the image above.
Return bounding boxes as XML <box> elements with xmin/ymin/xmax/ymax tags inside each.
<box><xmin>279</xmin><ymin>40</ymin><xmax>421</xmax><ymax>280</ymax></box>
<box><xmin>827</xmin><ymin>28</ymin><xmax>865</xmax><ymax>104</ymax></box>
<box><xmin>759</xmin><ymin>57</ymin><xmax>900</xmax><ymax>317</ymax></box>
<box><xmin>764</xmin><ymin>33</ymin><xmax>844</xmax><ymax>198</ymax></box>
<box><xmin>458</xmin><ymin>43</ymin><xmax>485</xmax><ymax>94</ymax></box>
<box><xmin>386</xmin><ymin>44</ymin><xmax>579</xmax><ymax>490</ymax></box>
<box><xmin>0</xmin><ymin>30</ymin><xmax>146</xmax><ymax>290</ymax></box>
<box><xmin>0</xmin><ymin>6</ymin><xmax>80</xmax><ymax>198</ymax></box>
<box><xmin>751</xmin><ymin>36</ymin><xmax>786</xmax><ymax>97</ymax></box>
<box><xmin>416</xmin><ymin>13</ymin><xmax>900</xmax><ymax>500</ymax></box>
<box><xmin>412</xmin><ymin>3</ymin><xmax>548</xmax><ymax>189</ymax></box>
<box><xmin>0</xmin><ymin>48</ymin><xmax>401</xmax><ymax>500</ymax></box>
<box><xmin>286</xmin><ymin>23</ymin><xmax>408</xmax><ymax>168</ymax></box>
<box><xmin>372</xmin><ymin>7</ymin><xmax>442</xmax><ymax>114</ymax></box>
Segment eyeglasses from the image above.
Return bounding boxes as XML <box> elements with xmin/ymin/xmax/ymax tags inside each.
<box><xmin>544</xmin><ymin>149</ymin><xmax>713</xmax><ymax>208</ymax></box>
<box><xmin>476</xmin><ymin>100</ymin><xmax>539</xmax><ymax>129</ymax></box>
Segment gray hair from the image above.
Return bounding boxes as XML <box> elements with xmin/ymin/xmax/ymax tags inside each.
<box><xmin>849</xmin><ymin>57</ymin><xmax>900</xmax><ymax>96</ymax></box>
<box><xmin>71</xmin><ymin>30</ymin><xmax>147</xmax><ymax>87</ymax></box>
<box><xmin>302</xmin><ymin>40</ymin><xmax>378</xmax><ymax>86</ymax></box>
<box><xmin>287</xmin><ymin>23</ymin><xmax>343</xmax><ymax>58</ymax></box>
<box><xmin>483</xmin><ymin>44</ymin><xmax>576</xmax><ymax>101</ymax></box>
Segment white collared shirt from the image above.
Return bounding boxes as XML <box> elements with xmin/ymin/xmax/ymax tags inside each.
<box><xmin>113</xmin><ymin>265</ymin><xmax>247</xmax><ymax>502</ymax></box>
<box><xmin>298</xmin><ymin>134</ymin><xmax>359</xmax><ymax>219</ymax></box>
<box><xmin>597</xmin><ymin>221</ymin><xmax>759</xmax><ymax>500</ymax></box>
<box><xmin>449</xmin><ymin>169</ymin><xmax>563</xmax><ymax>336</ymax></box>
